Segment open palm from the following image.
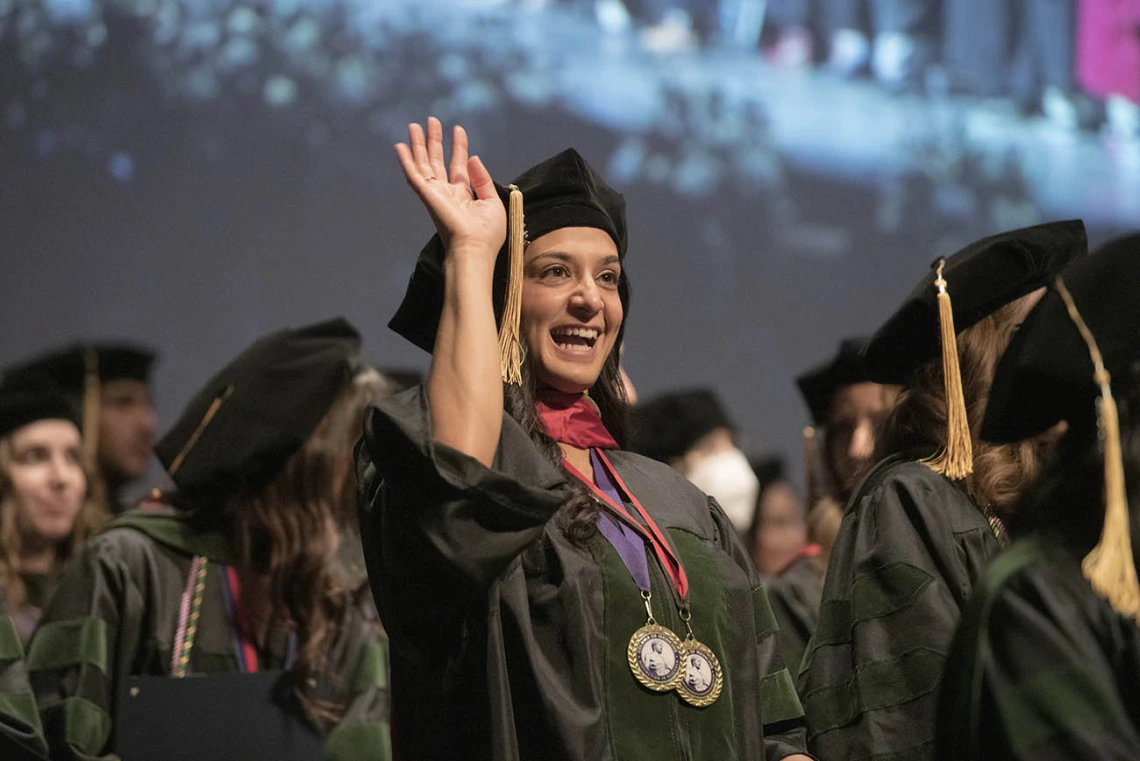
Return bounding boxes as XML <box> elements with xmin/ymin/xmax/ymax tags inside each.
<box><xmin>396</xmin><ymin>117</ymin><xmax>507</xmax><ymax>263</ymax></box>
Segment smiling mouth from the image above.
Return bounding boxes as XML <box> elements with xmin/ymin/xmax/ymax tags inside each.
<box><xmin>551</xmin><ymin>326</ymin><xmax>600</xmax><ymax>353</ymax></box>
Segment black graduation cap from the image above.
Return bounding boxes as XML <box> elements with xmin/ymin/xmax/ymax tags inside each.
<box><xmin>388</xmin><ymin>148</ymin><xmax>628</xmax><ymax>358</ymax></box>
<box><xmin>629</xmin><ymin>388</ymin><xmax>734</xmax><ymax>464</ymax></box>
<box><xmin>864</xmin><ymin>220</ymin><xmax>1087</xmax><ymax>384</ymax></box>
<box><xmin>154</xmin><ymin>318</ymin><xmax>360</xmax><ymax>498</ymax></box>
<box><xmin>981</xmin><ymin>232</ymin><xmax>1140</xmax><ymax>624</ymax></box>
<box><xmin>0</xmin><ymin>371</ymin><xmax>81</xmax><ymax>440</ymax></box>
<box><xmin>982</xmin><ymin>232</ymin><xmax>1140</xmax><ymax>444</ymax></box>
<box><xmin>795</xmin><ymin>337</ymin><xmax>872</xmax><ymax>427</ymax></box>
<box><xmin>7</xmin><ymin>343</ymin><xmax>157</xmax><ymax>460</ymax></box>
<box><xmin>8</xmin><ymin>343</ymin><xmax>156</xmax><ymax>392</ymax></box>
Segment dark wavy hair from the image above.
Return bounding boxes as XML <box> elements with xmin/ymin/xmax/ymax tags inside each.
<box><xmin>875</xmin><ymin>293</ymin><xmax>1048</xmax><ymax>523</ymax></box>
<box><xmin>505</xmin><ymin>273</ymin><xmax>631</xmax><ymax>543</ymax></box>
<box><xmin>165</xmin><ymin>370</ymin><xmax>387</xmax><ymax>728</ymax></box>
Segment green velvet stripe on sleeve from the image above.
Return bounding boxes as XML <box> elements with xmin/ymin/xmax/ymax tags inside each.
<box><xmin>1000</xmin><ymin>661</ymin><xmax>1126</xmax><ymax>757</ymax></box>
<box><xmin>802</xmin><ymin>646</ymin><xmax>945</xmax><ymax>737</ymax></box>
<box><xmin>26</xmin><ymin>617</ymin><xmax>108</xmax><ymax>675</ymax></box>
<box><xmin>0</xmin><ymin>616</ymin><xmax>24</xmax><ymax>662</ymax></box>
<box><xmin>0</xmin><ymin>689</ymin><xmax>44</xmax><ymax>737</ymax></box>
<box><xmin>751</xmin><ymin>584</ymin><xmax>780</xmax><ymax>642</ymax></box>
<box><xmin>802</xmin><ymin>561</ymin><xmax>935</xmax><ymax>676</ymax></box>
<box><xmin>351</xmin><ymin>640</ymin><xmax>389</xmax><ymax>695</ymax></box>
<box><xmin>39</xmin><ymin>695</ymin><xmax>113</xmax><ymax>756</ymax></box>
<box><xmin>759</xmin><ymin>669</ymin><xmax>803</xmax><ymax>725</ymax></box>
<box><xmin>324</xmin><ymin>720</ymin><xmax>392</xmax><ymax>761</ymax></box>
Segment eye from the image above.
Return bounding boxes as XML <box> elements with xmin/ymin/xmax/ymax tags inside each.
<box><xmin>15</xmin><ymin>447</ymin><xmax>48</xmax><ymax>464</ymax></box>
<box><xmin>542</xmin><ymin>264</ymin><xmax>571</xmax><ymax>280</ymax></box>
<box><xmin>598</xmin><ymin>270</ymin><xmax>620</xmax><ymax>286</ymax></box>
<box><xmin>65</xmin><ymin>448</ymin><xmax>83</xmax><ymax>466</ymax></box>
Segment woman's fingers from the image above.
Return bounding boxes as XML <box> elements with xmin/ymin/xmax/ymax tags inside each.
<box><xmin>449</xmin><ymin>125</ymin><xmax>470</xmax><ymax>188</ymax></box>
<box><xmin>426</xmin><ymin>117</ymin><xmax>449</xmax><ymax>181</ymax></box>
<box><xmin>407</xmin><ymin>122</ymin><xmax>433</xmax><ymax>178</ymax></box>
<box><xmin>395</xmin><ymin>142</ymin><xmax>426</xmax><ymax>190</ymax></box>
<box><xmin>468</xmin><ymin>155</ymin><xmax>497</xmax><ymax>201</ymax></box>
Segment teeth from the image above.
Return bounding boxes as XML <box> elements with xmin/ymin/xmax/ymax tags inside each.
<box><xmin>551</xmin><ymin>327</ymin><xmax>600</xmax><ymax>340</ymax></box>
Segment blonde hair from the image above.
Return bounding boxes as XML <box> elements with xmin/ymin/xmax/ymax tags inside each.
<box><xmin>0</xmin><ymin>429</ymin><xmax>108</xmax><ymax>612</ymax></box>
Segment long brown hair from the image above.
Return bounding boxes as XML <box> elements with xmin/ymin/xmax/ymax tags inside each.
<box><xmin>0</xmin><ymin>430</ymin><xmax>107</xmax><ymax>615</ymax></box>
<box><xmin>875</xmin><ymin>293</ymin><xmax>1046</xmax><ymax>521</ymax></box>
<box><xmin>504</xmin><ymin>274</ymin><xmax>631</xmax><ymax>543</ymax></box>
<box><xmin>225</xmin><ymin>369</ymin><xmax>388</xmax><ymax>727</ymax></box>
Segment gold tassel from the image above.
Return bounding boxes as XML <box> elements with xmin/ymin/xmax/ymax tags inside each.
<box><xmin>82</xmin><ymin>348</ymin><xmax>101</xmax><ymax>464</ymax></box>
<box><xmin>498</xmin><ymin>184</ymin><xmax>526</xmax><ymax>385</ymax></box>
<box><xmin>803</xmin><ymin>426</ymin><xmax>822</xmax><ymax>506</ymax></box>
<box><xmin>920</xmin><ymin>259</ymin><xmax>974</xmax><ymax>480</ymax></box>
<box><xmin>168</xmin><ymin>385</ymin><xmax>234</xmax><ymax>476</ymax></box>
<box><xmin>1056</xmin><ymin>278</ymin><xmax>1140</xmax><ymax>623</ymax></box>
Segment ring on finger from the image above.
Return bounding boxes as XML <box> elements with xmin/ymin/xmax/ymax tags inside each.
<box><xmin>424</xmin><ymin>175</ymin><xmax>437</xmax><ymax>182</ymax></box>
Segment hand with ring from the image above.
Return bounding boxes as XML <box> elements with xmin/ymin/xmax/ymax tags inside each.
<box><xmin>395</xmin><ymin>117</ymin><xmax>506</xmax><ymax>267</ymax></box>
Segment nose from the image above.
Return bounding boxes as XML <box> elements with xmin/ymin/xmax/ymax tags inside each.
<box><xmin>568</xmin><ymin>276</ymin><xmax>604</xmax><ymax>316</ymax></box>
<box><xmin>849</xmin><ymin>419</ymin><xmax>875</xmax><ymax>461</ymax></box>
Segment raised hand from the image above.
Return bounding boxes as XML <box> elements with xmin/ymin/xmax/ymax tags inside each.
<box><xmin>395</xmin><ymin>117</ymin><xmax>507</xmax><ymax>264</ymax></box>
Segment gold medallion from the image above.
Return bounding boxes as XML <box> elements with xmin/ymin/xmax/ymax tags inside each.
<box><xmin>627</xmin><ymin>624</ymin><xmax>685</xmax><ymax>692</ymax></box>
<box><xmin>675</xmin><ymin>638</ymin><xmax>723</xmax><ymax>707</ymax></box>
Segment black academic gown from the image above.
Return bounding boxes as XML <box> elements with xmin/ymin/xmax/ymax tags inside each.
<box><xmin>936</xmin><ymin>537</ymin><xmax>1140</xmax><ymax>760</ymax></box>
<box><xmin>798</xmin><ymin>455</ymin><xmax>1002</xmax><ymax>760</ymax></box>
<box><xmin>357</xmin><ymin>388</ymin><xmax>807</xmax><ymax>761</ymax></box>
<box><xmin>0</xmin><ymin>592</ymin><xmax>48</xmax><ymax>760</ymax></box>
<box><xmin>27</xmin><ymin>508</ymin><xmax>391</xmax><ymax>761</ymax></box>
<box><xmin>767</xmin><ymin>551</ymin><xmax>826</xmax><ymax>678</ymax></box>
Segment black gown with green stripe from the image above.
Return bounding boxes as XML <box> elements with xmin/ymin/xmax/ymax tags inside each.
<box><xmin>356</xmin><ymin>387</ymin><xmax>808</xmax><ymax>761</ymax></box>
<box><xmin>797</xmin><ymin>456</ymin><xmax>1002</xmax><ymax>761</ymax></box>
<box><xmin>25</xmin><ymin>508</ymin><xmax>391</xmax><ymax>761</ymax></box>
<box><xmin>0</xmin><ymin>591</ymin><xmax>48</xmax><ymax>760</ymax></box>
<box><xmin>936</xmin><ymin>537</ymin><xmax>1140</xmax><ymax>759</ymax></box>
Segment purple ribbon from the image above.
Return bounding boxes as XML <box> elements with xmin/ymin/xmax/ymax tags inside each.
<box><xmin>591</xmin><ymin>449</ymin><xmax>652</xmax><ymax>593</ymax></box>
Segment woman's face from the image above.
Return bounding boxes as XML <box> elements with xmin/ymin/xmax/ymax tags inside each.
<box><xmin>6</xmin><ymin>420</ymin><xmax>86</xmax><ymax>546</ymax></box>
<box><xmin>521</xmin><ymin>226</ymin><xmax>623</xmax><ymax>394</ymax></box>
<box><xmin>750</xmin><ymin>481</ymin><xmax>807</xmax><ymax>576</ymax></box>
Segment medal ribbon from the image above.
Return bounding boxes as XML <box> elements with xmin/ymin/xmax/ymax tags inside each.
<box><xmin>565</xmin><ymin>449</ymin><xmax>689</xmax><ymax>601</ymax></box>
<box><xmin>220</xmin><ymin>567</ymin><xmax>298</xmax><ymax>673</ymax></box>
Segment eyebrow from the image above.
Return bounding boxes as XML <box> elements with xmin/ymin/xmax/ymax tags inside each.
<box><xmin>531</xmin><ymin>250</ymin><xmax>621</xmax><ymax>266</ymax></box>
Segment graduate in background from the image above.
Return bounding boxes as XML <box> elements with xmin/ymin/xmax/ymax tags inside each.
<box><xmin>9</xmin><ymin>345</ymin><xmax>158</xmax><ymax>514</ymax></box>
<box><xmin>0</xmin><ymin>590</ymin><xmax>47</xmax><ymax>761</ymax></box>
<box><xmin>765</xmin><ymin>337</ymin><xmax>896</xmax><ymax>674</ymax></box>
<box><xmin>358</xmin><ymin>118</ymin><xmax>809</xmax><ymax>760</ymax></box>
<box><xmin>798</xmin><ymin>221</ymin><xmax>1087</xmax><ymax>760</ymax></box>
<box><xmin>0</xmin><ymin>373</ymin><xmax>106</xmax><ymax>643</ymax></box>
<box><xmin>937</xmin><ymin>233</ymin><xmax>1140</xmax><ymax>759</ymax></box>
<box><xmin>745</xmin><ymin>456</ymin><xmax>807</xmax><ymax>579</ymax></box>
<box><xmin>631</xmin><ymin>388</ymin><xmax>761</xmax><ymax>537</ymax></box>
<box><xmin>28</xmin><ymin>319</ymin><xmax>390</xmax><ymax>761</ymax></box>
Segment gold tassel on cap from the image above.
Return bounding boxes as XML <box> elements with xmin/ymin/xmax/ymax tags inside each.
<box><xmin>1055</xmin><ymin>277</ymin><xmax>1140</xmax><ymax>623</ymax></box>
<box><xmin>497</xmin><ymin>184</ymin><xmax>526</xmax><ymax>385</ymax></box>
<box><xmin>168</xmin><ymin>385</ymin><xmax>234</xmax><ymax>476</ymax></box>
<box><xmin>803</xmin><ymin>426</ymin><xmax>823</xmax><ymax>506</ymax></box>
<box><xmin>920</xmin><ymin>258</ymin><xmax>974</xmax><ymax>480</ymax></box>
<box><xmin>82</xmin><ymin>347</ymin><xmax>101</xmax><ymax>463</ymax></box>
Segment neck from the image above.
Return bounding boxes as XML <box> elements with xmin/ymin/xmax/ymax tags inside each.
<box><xmin>20</xmin><ymin>542</ymin><xmax>56</xmax><ymax>575</ymax></box>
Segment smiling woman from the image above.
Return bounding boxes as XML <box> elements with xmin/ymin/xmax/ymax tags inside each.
<box><xmin>356</xmin><ymin>117</ymin><xmax>812</xmax><ymax>760</ymax></box>
<box><xmin>0</xmin><ymin>373</ymin><xmax>105</xmax><ymax>645</ymax></box>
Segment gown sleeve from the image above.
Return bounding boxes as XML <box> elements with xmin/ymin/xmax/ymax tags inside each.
<box><xmin>0</xmin><ymin>592</ymin><xmax>48</xmax><ymax>760</ymax></box>
<box><xmin>356</xmin><ymin>386</ymin><xmax>573</xmax><ymax>667</ymax></box>
<box><xmin>26</xmin><ymin>530</ymin><xmax>148</xmax><ymax>761</ymax></box>
<box><xmin>707</xmin><ymin>499</ymin><xmax>811</xmax><ymax>760</ymax></box>
<box><xmin>799</xmin><ymin>464</ymin><xmax>998</xmax><ymax>761</ymax></box>
<box><xmin>936</xmin><ymin>540</ymin><xmax>1140</xmax><ymax>761</ymax></box>
<box><xmin>323</xmin><ymin>620</ymin><xmax>392</xmax><ymax>761</ymax></box>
